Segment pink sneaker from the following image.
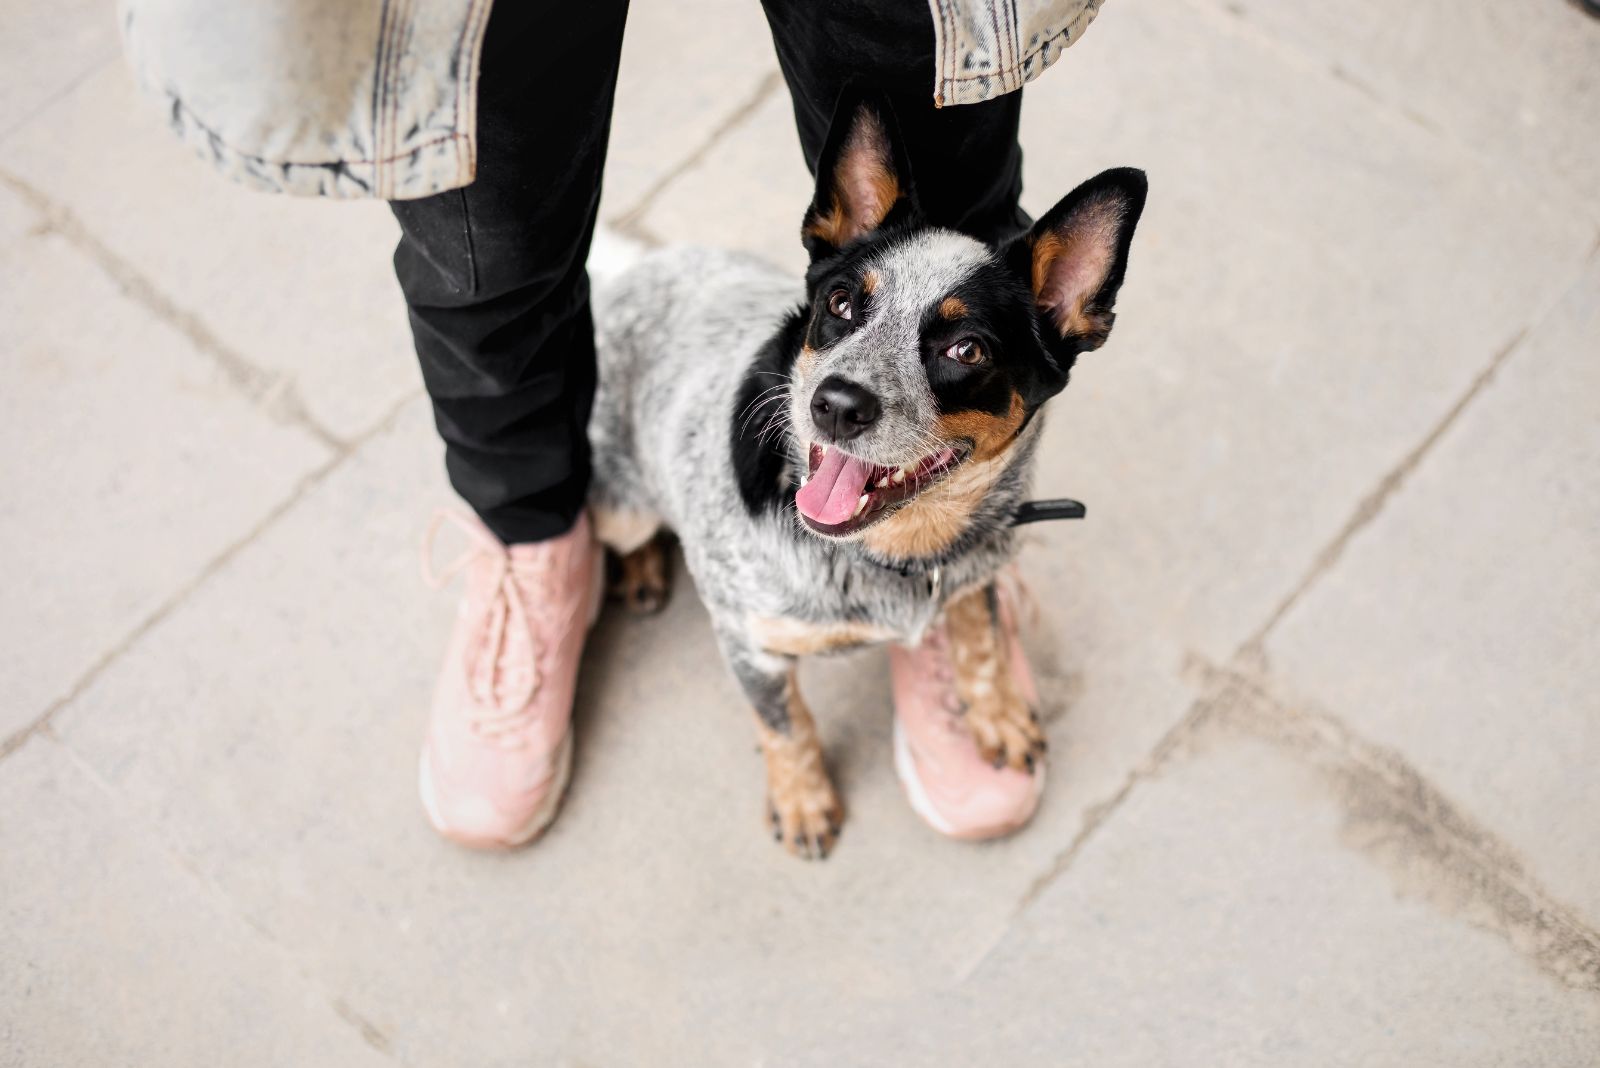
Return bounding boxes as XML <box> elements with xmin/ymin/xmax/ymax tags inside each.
<box><xmin>889</xmin><ymin>587</ymin><xmax>1044</xmax><ymax>840</ymax></box>
<box><xmin>418</xmin><ymin>510</ymin><xmax>602</xmax><ymax>849</ymax></box>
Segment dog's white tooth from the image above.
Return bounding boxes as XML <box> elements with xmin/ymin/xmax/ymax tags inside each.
<box><xmin>892</xmin><ymin>469</ymin><xmax>906</xmax><ymax>484</ymax></box>
<box><xmin>875</xmin><ymin>475</ymin><xmax>889</xmax><ymax>489</ymax></box>
<box><xmin>800</xmin><ymin>475</ymin><xmax>809</xmax><ymax>488</ymax></box>
<box><xmin>853</xmin><ymin>494</ymin><xmax>869</xmax><ymax>517</ymax></box>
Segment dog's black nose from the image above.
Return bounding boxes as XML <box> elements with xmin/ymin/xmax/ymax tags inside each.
<box><xmin>809</xmin><ymin>376</ymin><xmax>881</xmax><ymax>441</ymax></box>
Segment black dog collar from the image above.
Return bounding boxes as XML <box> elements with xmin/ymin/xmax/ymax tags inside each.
<box><xmin>1012</xmin><ymin>497</ymin><xmax>1086</xmax><ymax>525</ymax></box>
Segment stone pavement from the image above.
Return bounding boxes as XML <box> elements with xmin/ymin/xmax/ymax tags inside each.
<box><xmin>3</xmin><ymin>1</ymin><xmax>1599</xmax><ymax>1064</ymax></box>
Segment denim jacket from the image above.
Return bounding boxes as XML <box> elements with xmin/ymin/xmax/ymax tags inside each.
<box><xmin>121</xmin><ymin>0</ymin><xmax>1103</xmax><ymax>201</ymax></box>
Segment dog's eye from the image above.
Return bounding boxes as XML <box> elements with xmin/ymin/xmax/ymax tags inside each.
<box><xmin>826</xmin><ymin>289</ymin><xmax>853</xmax><ymax>320</ymax></box>
<box><xmin>944</xmin><ymin>338</ymin><xmax>984</xmax><ymax>365</ymax></box>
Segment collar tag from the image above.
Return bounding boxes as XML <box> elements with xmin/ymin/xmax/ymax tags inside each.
<box><xmin>1012</xmin><ymin>498</ymin><xmax>1087</xmax><ymax>526</ymax></box>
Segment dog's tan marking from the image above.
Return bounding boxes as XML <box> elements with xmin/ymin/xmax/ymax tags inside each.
<box><xmin>804</xmin><ymin>109</ymin><xmax>902</xmax><ymax>247</ymax></box>
<box><xmin>859</xmin><ymin>448</ymin><xmax>998</xmax><ymax>559</ymax></box>
<box><xmin>796</xmin><ymin>342</ymin><xmax>818</xmax><ymax>378</ymax></box>
<box><xmin>757</xmin><ymin>678</ymin><xmax>844</xmax><ymax>859</ymax></box>
<box><xmin>750</xmin><ymin>616</ymin><xmax>896</xmax><ymax>657</ymax></box>
<box><xmin>861</xmin><ymin>269</ymin><xmax>880</xmax><ymax>295</ymax></box>
<box><xmin>805</xmin><ymin>198</ymin><xmax>849</xmax><ymax>247</ymax></box>
<box><xmin>591</xmin><ymin>506</ymin><xmax>660</xmax><ymax>555</ymax></box>
<box><xmin>943</xmin><ymin>585</ymin><xmax>1044</xmax><ymax>771</ymax></box>
<box><xmin>608</xmin><ymin>537</ymin><xmax>670</xmax><ymax>615</ymax></box>
<box><xmin>939</xmin><ymin>295</ymin><xmax>968</xmax><ymax>320</ymax></box>
<box><xmin>934</xmin><ymin>391</ymin><xmax>1026</xmax><ymax>464</ymax></box>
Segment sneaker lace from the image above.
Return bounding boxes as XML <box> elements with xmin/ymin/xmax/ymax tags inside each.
<box><xmin>421</xmin><ymin>510</ymin><xmax>572</xmax><ymax>742</ymax></box>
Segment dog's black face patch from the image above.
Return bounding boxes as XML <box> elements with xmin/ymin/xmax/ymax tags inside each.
<box><xmin>919</xmin><ymin>262</ymin><xmax>1064</xmax><ymax>421</ymax></box>
<box><xmin>730</xmin><ymin>310</ymin><xmax>809</xmax><ymax>516</ymax></box>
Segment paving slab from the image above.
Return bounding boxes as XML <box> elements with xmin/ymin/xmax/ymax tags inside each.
<box><xmin>792</xmin><ymin>735</ymin><xmax>1600</xmax><ymax>1066</ymax></box>
<box><xmin>1208</xmin><ymin>0</ymin><xmax>1600</xmax><ymax>224</ymax></box>
<box><xmin>1266</xmin><ymin>255</ymin><xmax>1600</xmax><ymax>924</ymax></box>
<box><xmin>602</xmin><ymin>0</ymin><xmax>781</xmax><ymax>219</ymax></box>
<box><xmin>0</xmin><ymin>0</ymin><xmax>116</xmax><ymax>139</ymax></box>
<box><xmin>1</xmin><ymin>63</ymin><xmax>418</xmax><ymax>442</ymax></box>
<box><xmin>0</xmin><ymin>738</ymin><xmax>392</xmax><ymax>1067</ymax></box>
<box><xmin>1010</xmin><ymin>0</ymin><xmax>1596</xmax><ymax>655</ymax></box>
<box><xmin>0</xmin><ymin>182</ymin><xmax>329</xmax><ymax>741</ymax></box>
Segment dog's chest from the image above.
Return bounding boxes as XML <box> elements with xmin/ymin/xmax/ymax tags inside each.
<box><xmin>747</xmin><ymin>555</ymin><xmax>953</xmax><ymax>653</ymax></box>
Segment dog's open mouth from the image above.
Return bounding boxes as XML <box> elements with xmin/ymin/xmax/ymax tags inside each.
<box><xmin>794</xmin><ymin>442</ymin><xmax>966</xmax><ymax>536</ymax></box>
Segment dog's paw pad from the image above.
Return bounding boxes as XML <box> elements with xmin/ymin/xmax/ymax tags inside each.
<box><xmin>968</xmin><ymin>699</ymin><xmax>1047</xmax><ymax>774</ymax></box>
<box><xmin>767</xmin><ymin>782</ymin><xmax>845</xmax><ymax>861</ymax></box>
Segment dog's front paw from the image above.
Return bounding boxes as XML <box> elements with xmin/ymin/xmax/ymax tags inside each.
<box><xmin>762</xmin><ymin>744</ymin><xmax>845</xmax><ymax>860</ymax></box>
<box><xmin>767</xmin><ymin>781</ymin><xmax>844</xmax><ymax>860</ymax></box>
<box><xmin>964</xmin><ymin>692</ymin><xmax>1047</xmax><ymax>774</ymax></box>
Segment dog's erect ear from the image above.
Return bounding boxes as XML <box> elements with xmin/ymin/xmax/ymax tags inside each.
<box><xmin>802</xmin><ymin>94</ymin><xmax>915</xmax><ymax>260</ymax></box>
<box><xmin>1012</xmin><ymin>168</ymin><xmax>1147</xmax><ymax>352</ymax></box>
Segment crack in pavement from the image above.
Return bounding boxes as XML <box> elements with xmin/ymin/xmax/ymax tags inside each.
<box><xmin>607</xmin><ymin>69</ymin><xmax>783</xmax><ymax>241</ymax></box>
<box><xmin>48</xmin><ymin>731</ymin><xmax>403</xmax><ymax>1061</ymax></box>
<box><xmin>0</xmin><ymin>167</ymin><xmax>346</xmax><ymax>452</ymax></box>
<box><xmin>1189</xmin><ymin>656</ymin><xmax>1600</xmax><ymax>993</ymax></box>
<box><xmin>1239</xmin><ymin>322</ymin><xmax>1527</xmax><ymax>654</ymax></box>
<box><xmin>1182</xmin><ymin>0</ymin><xmax>1600</xmax><ymax>231</ymax></box>
<box><xmin>0</xmin><ymin>388</ymin><xmax>421</xmax><ymax>762</ymax></box>
<box><xmin>0</xmin><ymin>161</ymin><xmax>425</xmax><ymax>761</ymax></box>
<box><xmin>0</xmin><ymin>52</ymin><xmax>121</xmax><ymax>145</ymax></box>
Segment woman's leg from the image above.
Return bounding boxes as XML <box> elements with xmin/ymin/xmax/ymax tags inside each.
<box><xmin>391</xmin><ymin>0</ymin><xmax>631</xmax><ymax>545</ymax></box>
<box><xmin>395</xmin><ymin>0</ymin><xmax>630</xmax><ymax>849</ymax></box>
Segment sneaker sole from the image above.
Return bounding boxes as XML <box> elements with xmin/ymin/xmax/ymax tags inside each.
<box><xmin>417</xmin><ymin>543</ymin><xmax>604</xmax><ymax>850</ymax></box>
<box><xmin>892</xmin><ymin>718</ymin><xmax>1045</xmax><ymax>841</ymax></box>
<box><xmin>418</xmin><ymin>729</ymin><xmax>574</xmax><ymax>850</ymax></box>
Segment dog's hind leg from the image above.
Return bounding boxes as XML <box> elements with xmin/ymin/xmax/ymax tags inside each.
<box><xmin>591</xmin><ymin>504</ymin><xmax>661</xmax><ymax>555</ymax></box>
<box><xmin>724</xmin><ymin>641</ymin><xmax>844</xmax><ymax>860</ymax></box>
<box><xmin>608</xmin><ymin>532</ymin><xmax>671</xmax><ymax>614</ymax></box>
<box><xmin>593</xmin><ymin>503</ymin><xmax>675</xmax><ymax>614</ymax></box>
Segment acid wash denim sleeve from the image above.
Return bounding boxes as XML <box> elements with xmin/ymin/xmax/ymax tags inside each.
<box><xmin>119</xmin><ymin>0</ymin><xmax>493</xmax><ymax>200</ymax></box>
<box><xmin>119</xmin><ymin>0</ymin><xmax>1103</xmax><ymax>201</ymax></box>
<box><xmin>928</xmin><ymin>0</ymin><xmax>1106</xmax><ymax>107</ymax></box>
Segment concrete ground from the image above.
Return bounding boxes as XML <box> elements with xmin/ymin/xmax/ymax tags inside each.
<box><xmin>3</xmin><ymin>0</ymin><xmax>1599</xmax><ymax>1064</ymax></box>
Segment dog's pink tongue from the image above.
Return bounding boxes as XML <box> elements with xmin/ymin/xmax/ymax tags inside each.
<box><xmin>795</xmin><ymin>448</ymin><xmax>872</xmax><ymax>526</ymax></box>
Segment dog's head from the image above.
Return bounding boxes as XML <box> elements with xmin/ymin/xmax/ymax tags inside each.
<box><xmin>785</xmin><ymin>95</ymin><xmax>1145</xmax><ymax>560</ymax></box>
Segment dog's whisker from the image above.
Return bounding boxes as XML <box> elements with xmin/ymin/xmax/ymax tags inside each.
<box><xmin>737</xmin><ymin>387</ymin><xmax>790</xmax><ymax>436</ymax></box>
<box><xmin>739</xmin><ymin>400</ymin><xmax>784</xmax><ymax>438</ymax></box>
<box><xmin>756</xmin><ymin>412</ymin><xmax>794</xmax><ymax>449</ymax></box>
<box><xmin>737</xmin><ymin>381</ymin><xmax>789</xmax><ymax>422</ymax></box>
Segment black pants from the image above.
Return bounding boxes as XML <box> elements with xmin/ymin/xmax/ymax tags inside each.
<box><xmin>392</xmin><ymin>0</ymin><xmax>1028</xmax><ymax>545</ymax></box>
